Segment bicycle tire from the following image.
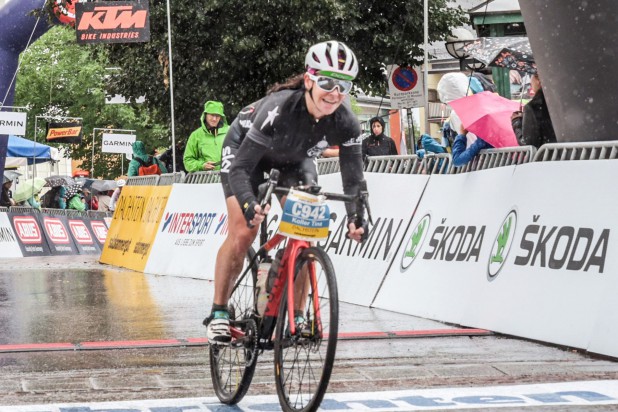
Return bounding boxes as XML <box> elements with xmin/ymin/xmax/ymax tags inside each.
<box><xmin>273</xmin><ymin>246</ymin><xmax>339</xmax><ymax>412</ymax></box>
<box><xmin>209</xmin><ymin>247</ymin><xmax>260</xmax><ymax>404</ymax></box>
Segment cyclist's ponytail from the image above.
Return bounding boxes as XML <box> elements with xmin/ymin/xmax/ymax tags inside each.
<box><xmin>267</xmin><ymin>73</ymin><xmax>305</xmax><ymax>94</ymax></box>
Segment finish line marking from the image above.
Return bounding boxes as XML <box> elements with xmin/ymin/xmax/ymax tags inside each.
<box><xmin>0</xmin><ymin>328</ymin><xmax>492</xmax><ymax>353</ymax></box>
<box><xmin>2</xmin><ymin>380</ymin><xmax>618</xmax><ymax>411</ymax></box>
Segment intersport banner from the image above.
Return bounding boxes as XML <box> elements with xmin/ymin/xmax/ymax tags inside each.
<box><xmin>100</xmin><ymin>185</ymin><xmax>171</xmax><ymax>271</ymax></box>
<box><xmin>317</xmin><ymin>173</ymin><xmax>429</xmax><ymax>306</ymax></box>
<box><xmin>373</xmin><ymin>161</ymin><xmax>618</xmax><ymax>358</ymax></box>
<box><xmin>144</xmin><ymin>184</ymin><xmax>230</xmax><ymax>279</ymax></box>
<box><xmin>0</xmin><ymin>213</ymin><xmax>22</xmax><ymax>258</ymax></box>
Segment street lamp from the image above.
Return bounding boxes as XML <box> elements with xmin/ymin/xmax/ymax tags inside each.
<box><xmin>445</xmin><ymin>28</ymin><xmax>485</xmax><ymax>71</ymax></box>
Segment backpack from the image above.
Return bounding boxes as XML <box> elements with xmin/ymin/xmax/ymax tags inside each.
<box><xmin>135</xmin><ymin>156</ymin><xmax>162</xmax><ymax>176</ymax></box>
<box><xmin>471</xmin><ymin>72</ymin><xmax>497</xmax><ymax>93</ymax></box>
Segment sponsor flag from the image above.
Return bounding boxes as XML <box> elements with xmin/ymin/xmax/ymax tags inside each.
<box><xmin>0</xmin><ymin>111</ymin><xmax>27</xmax><ymax>136</ymax></box>
<box><xmin>46</xmin><ymin>121</ymin><xmax>83</xmax><ymax>144</ymax></box>
<box><xmin>76</xmin><ymin>1</ymin><xmax>150</xmax><ymax>44</ymax></box>
<box><xmin>102</xmin><ymin>133</ymin><xmax>136</xmax><ymax>155</ymax></box>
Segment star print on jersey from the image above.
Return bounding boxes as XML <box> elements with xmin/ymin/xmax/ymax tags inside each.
<box><xmin>260</xmin><ymin>106</ymin><xmax>280</xmax><ymax>130</ymax></box>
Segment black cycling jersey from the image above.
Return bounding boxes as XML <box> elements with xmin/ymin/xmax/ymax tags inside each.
<box><xmin>221</xmin><ymin>88</ymin><xmax>364</xmax><ymax>216</ymax></box>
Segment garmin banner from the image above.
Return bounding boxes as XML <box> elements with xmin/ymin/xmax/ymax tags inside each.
<box><xmin>0</xmin><ymin>213</ymin><xmax>22</xmax><ymax>258</ymax></box>
<box><xmin>0</xmin><ymin>111</ymin><xmax>27</xmax><ymax>135</ymax></box>
<box><xmin>102</xmin><ymin>133</ymin><xmax>135</xmax><ymax>155</ymax></box>
<box><xmin>317</xmin><ymin>172</ymin><xmax>429</xmax><ymax>306</ymax></box>
<box><xmin>46</xmin><ymin>120</ymin><xmax>83</xmax><ymax>144</ymax></box>
<box><xmin>76</xmin><ymin>1</ymin><xmax>151</xmax><ymax>44</ymax></box>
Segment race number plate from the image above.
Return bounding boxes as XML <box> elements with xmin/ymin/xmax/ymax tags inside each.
<box><xmin>278</xmin><ymin>189</ymin><xmax>330</xmax><ymax>241</ymax></box>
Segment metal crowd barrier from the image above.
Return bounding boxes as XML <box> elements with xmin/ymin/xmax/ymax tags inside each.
<box><xmin>183</xmin><ymin>171</ymin><xmax>221</xmax><ymax>184</ymax></box>
<box><xmin>317</xmin><ymin>158</ymin><xmax>341</xmax><ymax>174</ymax></box>
<box><xmin>4</xmin><ymin>206</ymin><xmax>38</xmax><ymax>213</ymax></box>
<box><xmin>126</xmin><ymin>175</ymin><xmax>160</xmax><ymax>186</ymax></box>
<box><xmin>421</xmin><ymin>153</ymin><xmax>452</xmax><ymax>175</ymax></box>
<box><xmin>88</xmin><ymin>210</ymin><xmax>113</xmax><ymax>218</ymax></box>
<box><xmin>364</xmin><ymin>155</ymin><xmax>420</xmax><ymax>174</ymax></box>
<box><xmin>534</xmin><ymin>141</ymin><xmax>618</xmax><ymax>162</ymax></box>
<box><xmin>158</xmin><ymin>172</ymin><xmax>185</xmax><ymax>186</ymax></box>
<box><xmin>450</xmin><ymin>146</ymin><xmax>537</xmax><ymax>174</ymax></box>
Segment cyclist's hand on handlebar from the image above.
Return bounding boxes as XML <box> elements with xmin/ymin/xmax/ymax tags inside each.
<box><xmin>347</xmin><ymin>215</ymin><xmax>368</xmax><ymax>243</ymax></box>
<box><xmin>244</xmin><ymin>201</ymin><xmax>270</xmax><ymax>228</ymax></box>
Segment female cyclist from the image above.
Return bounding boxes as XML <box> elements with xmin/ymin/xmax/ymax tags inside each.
<box><xmin>206</xmin><ymin>40</ymin><xmax>368</xmax><ymax>344</ymax></box>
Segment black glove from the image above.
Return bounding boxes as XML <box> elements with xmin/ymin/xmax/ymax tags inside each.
<box><xmin>243</xmin><ymin>200</ymin><xmax>259</xmax><ymax>227</ymax></box>
<box><xmin>347</xmin><ymin>214</ymin><xmax>369</xmax><ymax>242</ymax></box>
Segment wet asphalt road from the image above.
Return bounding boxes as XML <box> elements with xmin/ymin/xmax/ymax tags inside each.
<box><xmin>1</xmin><ymin>255</ymin><xmax>618</xmax><ymax>410</ymax></box>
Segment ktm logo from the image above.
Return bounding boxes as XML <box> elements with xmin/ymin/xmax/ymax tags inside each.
<box><xmin>78</xmin><ymin>6</ymin><xmax>147</xmax><ymax>30</ymax></box>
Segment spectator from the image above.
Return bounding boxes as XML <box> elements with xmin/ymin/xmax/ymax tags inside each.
<box><xmin>416</xmin><ymin>134</ymin><xmax>447</xmax><ymax>159</ymax></box>
<box><xmin>64</xmin><ymin>184</ymin><xmax>86</xmax><ymax>211</ymax></box>
<box><xmin>1</xmin><ymin>180</ymin><xmax>16</xmax><ymax>207</ymax></box>
<box><xmin>438</xmin><ymin>72</ymin><xmax>479</xmax><ymax>148</ymax></box>
<box><xmin>361</xmin><ymin>116</ymin><xmax>398</xmax><ymax>158</ymax></box>
<box><xmin>511</xmin><ymin>72</ymin><xmax>557</xmax><ymax>148</ymax></box>
<box><xmin>109</xmin><ymin>179</ymin><xmax>125</xmax><ymax>212</ymax></box>
<box><xmin>82</xmin><ymin>188</ymin><xmax>98</xmax><ymax>211</ymax></box>
<box><xmin>159</xmin><ymin>139</ymin><xmax>187</xmax><ymax>173</ymax></box>
<box><xmin>184</xmin><ymin>100</ymin><xmax>229</xmax><ymax>172</ymax></box>
<box><xmin>451</xmin><ymin>124</ymin><xmax>493</xmax><ymax>167</ymax></box>
<box><xmin>97</xmin><ymin>190</ymin><xmax>112</xmax><ymax>212</ymax></box>
<box><xmin>127</xmin><ymin>141</ymin><xmax>167</xmax><ymax>177</ymax></box>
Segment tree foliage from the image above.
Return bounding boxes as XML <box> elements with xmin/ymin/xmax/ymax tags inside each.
<box><xmin>104</xmin><ymin>0</ymin><xmax>467</xmax><ymax>139</ymax></box>
<box><xmin>14</xmin><ymin>25</ymin><xmax>168</xmax><ymax>179</ymax></box>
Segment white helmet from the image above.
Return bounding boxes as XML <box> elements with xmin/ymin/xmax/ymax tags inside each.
<box><xmin>305</xmin><ymin>41</ymin><xmax>359</xmax><ymax>81</ymax></box>
<box><xmin>116</xmin><ymin>179</ymin><xmax>126</xmax><ymax>187</ymax></box>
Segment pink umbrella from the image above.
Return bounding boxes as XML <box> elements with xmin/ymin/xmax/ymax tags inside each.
<box><xmin>448</xmin><ymin>91</ymin><xmax>522</xmax><ymax>148</ymax></box>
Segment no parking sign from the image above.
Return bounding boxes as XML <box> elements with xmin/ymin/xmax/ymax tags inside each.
<box><xmin>387</xmin><ymin>65</ymin><xmax>424</xmax><ymax>109</ymax></box>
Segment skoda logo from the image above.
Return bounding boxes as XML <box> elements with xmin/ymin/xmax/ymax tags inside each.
<box><xmin>487</xmin><ymin>209</ymin><xmax>517</xmax><ymax>280</ymax></box>
<box><xmin>401</xmin><ymin>214</ymin><xmax>431</xmax><ymax>270</ymax></box>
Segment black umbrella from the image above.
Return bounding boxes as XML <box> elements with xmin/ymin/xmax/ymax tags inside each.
<box><xmin>464</xmin><ymin>37</ymin><xmax>537</xmax><ymax>74</ymax></box>
<box><xmin>44</xmin><ymin>175</ymin><xmax>76</xmax><ymax>188</ymax></box>
<box><xmin>91</xmin><ymin>179</ymin><xmax>118</xmax><ymax>192</ymax></box>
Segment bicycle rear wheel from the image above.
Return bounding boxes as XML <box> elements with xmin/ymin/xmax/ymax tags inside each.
<box><xmin>209</xmin><ymin>247</ymin><xmax>260</xmax><ymax>404</ymax></box>
<box><xmin>274</xmin><ymin>246</ymin><xmax>339</xmax><ymax>412</ymax></box>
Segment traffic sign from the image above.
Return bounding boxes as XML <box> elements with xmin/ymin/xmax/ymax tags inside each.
<box><xmin>387</xmin><ymin>65</ymin><xmax>424</xmax><ymax>109</ymax></box>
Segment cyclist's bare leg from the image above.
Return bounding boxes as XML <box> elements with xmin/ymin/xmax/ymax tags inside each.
<box><xmin>213</xmin><ymin>196</ymin><xmax>260</xmax><ymax>306</ymax></box>
<box><xmin>294</xmin><ymin>268</ymin><xmax>310</xmax><ymax>314</ymax></box>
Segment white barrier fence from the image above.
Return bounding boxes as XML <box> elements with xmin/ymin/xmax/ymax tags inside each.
<box><xmin>5</xmin><ymin>143</ymin><xmax>617</xmax><ymax>358</ymax></box>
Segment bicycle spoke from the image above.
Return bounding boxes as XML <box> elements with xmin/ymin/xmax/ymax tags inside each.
<box><xmin>274</xmin><ymin>247</ymin><xmax>338</xmax><ymax>412</ymax></box>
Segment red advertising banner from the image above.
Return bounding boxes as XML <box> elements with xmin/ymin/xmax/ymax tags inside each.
<box><xmin>8</xmin><ymin>213</ymin><xmax>51</xmax><ymax>257</ymax></box>
<box><xmin>75</xmin><ymin>1</ymin><xmax>150</xmax><ymax>44</ymax></box>
<box><xmin>40</xmin><ymin>215</ymin><xmax>79</xmax><ymax>255</ymax></box>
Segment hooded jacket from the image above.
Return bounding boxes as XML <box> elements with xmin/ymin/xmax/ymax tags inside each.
<box><xmin>183</xmin><ymin>100</ymin><xmax>230</xmax><ymax>172</ymax></box>
<box><xmin>361</xmin><ymin>116</ymin><xmax>398</xmax><ymax>158</ymax></box>
<box><xmin>127</xmin><ymin>141</ymin><xmax>168</xmax><ymax>177</ymax></box>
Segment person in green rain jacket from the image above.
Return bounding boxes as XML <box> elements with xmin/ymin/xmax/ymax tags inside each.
<box><xmin>183</xmin><ymin>100</ymin><xmax>229</xmax><ymax>172</ymax></box>
<box><xmin>127</xmin><ymin>141</ymin><xmax>168</xmax><ymax>177</ymax></box>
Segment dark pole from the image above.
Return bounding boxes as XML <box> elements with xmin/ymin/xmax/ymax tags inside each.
<box><xmin>520</xmin><ymin>0</ymin><xmax>618</xmax><ymax>142</ymax></box>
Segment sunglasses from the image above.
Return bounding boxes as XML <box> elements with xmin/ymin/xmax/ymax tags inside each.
<box><xmin>308</xmin><ymin>74</ymin><xmax>353</xmax><ymax>94</ymax></box>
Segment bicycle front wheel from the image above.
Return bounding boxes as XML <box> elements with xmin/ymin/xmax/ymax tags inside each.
<box><xmin>209</xmin><ymin>247</ymin><xmax>259</xmax><ymax>404</ymax></box>
<box><xmin>274</xmin><ymin>246</ymin><xmax>339</xmax><ymax>412</ymax></box>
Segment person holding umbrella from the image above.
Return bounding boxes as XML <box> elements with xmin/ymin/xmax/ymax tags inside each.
<box><xmin>13</xmin><ymin>177</ymin><xmax>47</xmax><ymax>210</ymax></box>
<box><xmin>1</xmin><ymin>179</ymin><xmax>16</xmax><ymax>207</ymax></box>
